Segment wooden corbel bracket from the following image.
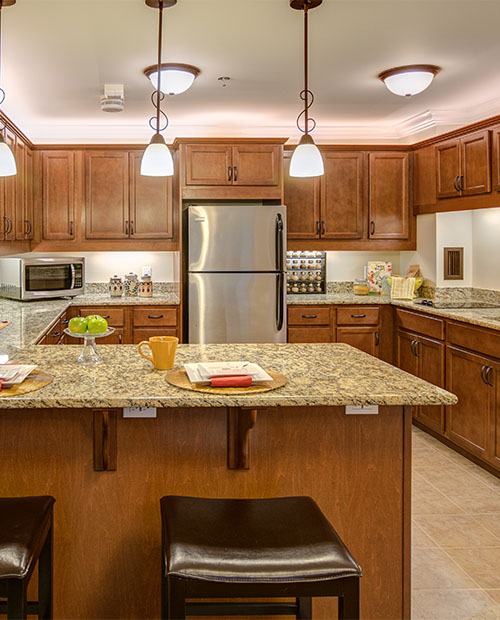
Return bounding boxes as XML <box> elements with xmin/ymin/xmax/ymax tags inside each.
<box><xmin>93</xmin><ymin>409</ymin><xmax>118</xmax><ymax>471</ymax></box>
<box><xmin>227</xmin><ymin>407</ymin><xmax>258</xmax><ymax>470</ymax></box>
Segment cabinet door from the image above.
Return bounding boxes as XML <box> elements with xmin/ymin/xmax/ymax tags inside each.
<box><xmin>396</xmin><ymin>330</ymin><xmax>419</xmax><ymax>378</ymax></box>
<box><xmin>492</xmin><ymin>126</ymin><xmax>500</xmax><ymax>192</ymax></box>
<box><xmin>336</xmin><ymin>326</ymin><xmax>379</xmax><ymax>357</ymax></box>
<box><xmin>446</xmin><ymin>346</ymin><xmax>491</xmax><ymax>459</ymax></box>
<box><xmin>85</xmin><ymin>151</ymin><xmax>128</xmax><ymax>239</ymax></box>
<box><xmin>413</xmin><ymin>145</ymin><xmax>437</xmax><ymax>209</ymax></box>
<box><xmin>42</xmin><ymin>151</ymin><xmax>76</xmax><ymax>240</ymax></box>
<box><xmin>488</xmin><ymin>366</ymin><xmax>500</xmax><ymax>469</ymax></box>
<box><xmin>322</xmin><ymin>152</ymin><xmax>364</xmax><ymax>239</ymax></box>
<box><xmin>437</xmin><ymin>139</ymin><xmax>461</xmax><ymax>198</ymax></box>
<box><xmin>133</xmin><ymin>327</ymin><xmax>178</xmax><ymax>344</ymax></box>
<box><xmin>287</xmin><ymin>327</ymin><xmax>332</xmax><ymax>343</ymax></box>
<box><xmin>368</xmin><ymin>152</ymin><xmax>409</xmax><ymax>239</ymax></box>
<box><xmin>184</xmin><ymin>144</ymin><xmax>232</xmax><ymax>186</ymax></box>
<box><xmin>129</xmin><ymin>152</ymin><xmax>173</xmax><ymax>239</ymax></box>
<box><xmin>232</xmin><ymin>144</ymin><xmax>281</xmax><ymax>186</ymax></box>
<box><xmin>14</xmin><ymin>138</ymin><xmax>25</xmax><ymax>240</ymax></box>
<box><xmin>418</xmin><ymin>335</ymin><xmax>445</xmax><ymax>434</ymax></box>
<box><xmin>284</xmin><ymin>152</ymin><xmax>320</xmax><ymax>239</ymax></box>
<box><xmin>24</xmin><ymin>148</ymin><xmax>34</xmax><ymax>240</ymax></box>
<box><xmin>3</xmin><ymin>129</ymin><xmax>16</xmax><ymax>240</ymax></box>
<box><xmin>461</xmin><ymin>130</ymin><xmax>491</xmax><ymax>196</ymax></box>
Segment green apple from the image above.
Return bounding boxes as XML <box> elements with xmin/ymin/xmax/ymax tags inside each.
<box><xmin>86</xmin><ymin>315</ymin><xmax>108</xmax><ymax>334</ymax></box>
<box><xmin>68</xmin><ymin>316</ymin><xmax>88</xmax><ymax>334</ymax></box>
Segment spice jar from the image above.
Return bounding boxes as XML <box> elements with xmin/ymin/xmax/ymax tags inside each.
<box><xmin>124</xmin><ymin>272</ymin><xmax>139</xmax><ymax>297</ymax></box>
<box><xmin>108</xmin><ymin>275</ymin><xmax>123</xmax><ymax>297</ymax></box>
<box><xmin>139</xmin><ymin>276</ymin><xmax>153</xmax><ymax>298</ymax></box>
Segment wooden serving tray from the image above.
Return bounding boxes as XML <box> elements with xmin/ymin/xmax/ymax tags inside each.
<box><xmin>166</xmin><ymin>369</ymin><xmax>287</xmax><ymax>395</ymax></box>
<box><xmin>0</xmin><ymin>370</ymin><xmax>53</xmax><ymax>397</ymax></box>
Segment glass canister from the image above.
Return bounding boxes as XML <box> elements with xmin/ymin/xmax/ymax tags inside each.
<box><xmin>108</xmin><ymin>275</ymin><xmax>123</xmax><ymax>297</ymax></box>
<box><xmin>139</xmin><ymin>276</ymin><xmax>153</xmax><ymax>298</ymax></box>
<box><xmin>353</xmin><ymin>278</ymin><xmax>370</xmax><ymax>295</ymax></box>
<box><xmin>124</xmin><ymin>272</ymin><xmax>139</xmax><ymax>297</ymax></box>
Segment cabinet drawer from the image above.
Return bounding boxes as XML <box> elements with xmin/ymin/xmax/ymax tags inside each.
<box><xmin>337</xmin><ymin>307</ymin><xmax>379</xmax><ymax>325</ymax></box>
<box><xmin>287</xmin><ymin>327</ymin><xmax>332</xmax><ymax>343</ymax></box>
<box><xmin>45</xmin><ymin>318</ymin><xmax>63</xmax><ymax>344</ymax></box>
<box><xmin>79</xmin><ymin>307</ymin><xmax>125</xmax><ymax>327</ymax></box>
<box><xmin>288</xmin><ymin>307</ymin><xmax>331</xmax><ymax>326</ymax></box>
<box><xmin>133</xmin><ymin>307</ymin><xmax>177</xmax><ymax>327</ymax></box>
<box><xmin>448</xmin><ymin>321</ymin><xmax>500</xmax><ymax>360</ymax></box>
<box><xmin>396</xmin><ymin>308</ymin><xmax>445</xmax><ymax>340</ymax></box>
<box><xmin>133</xmin><ymin>327</ymin><xmax>178</xmax><ymax>344</ymax></box>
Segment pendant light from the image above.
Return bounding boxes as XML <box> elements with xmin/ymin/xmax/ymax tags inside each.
<box><xmin>144</xmin><ymin>62</ymin><xmax>200</xmax><ymax>96</ymax></box>
<box><xmin>141</xmin><ymin>0</ymin><xmax>176</xmax><ymax>177</ymax></box>
<box><xmin>0</xmin><ymin>0</ymin><xmax>16</xmax><ymax>177</ymax></box>
<box><xmin>289</xmin><ymin>0</ymin><xmax>324</xmax><ymax>178</ymax></box>
<box><xmin>378</xmin><ymin>65</ymin><xmax>441</xmax><ymax>97</ymax></box>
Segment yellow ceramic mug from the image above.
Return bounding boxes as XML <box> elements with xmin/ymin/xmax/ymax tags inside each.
<box><xmin>138</xmin><ymin>336</ymin><xmax>178</xmax><ymax>370</ymax></box>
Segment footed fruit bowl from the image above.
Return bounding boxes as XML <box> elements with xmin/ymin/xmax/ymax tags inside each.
<box><xmin>63</xmin><ymin>327</ymin><xmax>115</xmax><ymax>364</ymax></box>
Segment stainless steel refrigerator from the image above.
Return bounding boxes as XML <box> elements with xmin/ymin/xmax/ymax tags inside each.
<box><xmin>185</xmin><ymin>204</ymin><xmax>286</xmax><ymax>344</ymax></box>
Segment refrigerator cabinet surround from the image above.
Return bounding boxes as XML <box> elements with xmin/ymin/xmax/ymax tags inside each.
<box><xmin>185</xmin><ymin>204</ymin><xmax>287</xmax><ymax>344</ymax></box>
<box><xmin>188</xmin><ymin>272</ymin><xmax>285</xmax><ymax>344</ymax></box>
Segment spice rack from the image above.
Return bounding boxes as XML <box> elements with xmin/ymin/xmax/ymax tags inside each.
<box><xmin>286</xmin><ymin>251</ymin><xmax>326</xmax><ymax>294</ymax></box>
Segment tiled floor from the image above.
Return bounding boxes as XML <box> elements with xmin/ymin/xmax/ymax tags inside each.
<box><xmin>412</xmin><ymin>426</ymin><xmax>500</xmax><ymax>620</ymax></box>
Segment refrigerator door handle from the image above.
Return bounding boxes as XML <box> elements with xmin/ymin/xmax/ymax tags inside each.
<box><xmin>275</xmin><ymin>213</ymin><xmax>284</xmax><ymax>272</ymax></box>
<box><xmin>276</xmin><ymin>272</ymin><xmax>284</xmax><ymax>332</ymax></box>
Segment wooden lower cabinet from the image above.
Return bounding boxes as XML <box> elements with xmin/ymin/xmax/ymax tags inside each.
<box><xmin>133</xmin><ymin>327</ymin><xmax>178</xmax><ymax>344</ymax></box>
<box><xmin>337</xmin><ymin>326</ymin><xmax>379</xmax><ymax>357</ymax></box>
<box><xmin>287</xmin><ymin>326</ymin><xmax>333</xmax><ymax>343</ymax></box>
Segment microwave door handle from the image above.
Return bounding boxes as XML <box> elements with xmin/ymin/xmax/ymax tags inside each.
<box><xmin>276</xmin><ymin>273</ymin><xmax>284</xmax><ymax>332</ymax></box>
<box><xmin>275</xmin><ymin>213</ymin><xmax>284</xmax><ymax>272</ymax></box>
<box><xmin>70</xmin><ymin>264</ymin><xmax>76</xmax><ymax>289</ymax></box>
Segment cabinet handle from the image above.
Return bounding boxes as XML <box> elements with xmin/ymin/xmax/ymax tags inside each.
<box><xmin>147</xmin><ymin>314</ymin><xmax>164</xmax><ymax>319</ymax></box>
<box><xmin>375</xmin><ymin>331</ymin><xmax>379</xmax><ymax>346</ymax></box>
<box><xmin>459</xmin><ymin>175</ymin><xmax>465</xmax><ymax>191</ymax></box>
<box><xmin>228</xmin><ymin>166</ymin><xmax>233</xmax><ymax>182</ymax></box>
<box><xmin>415</xmin><ymin>340</ymin><xmax>420</xmax><ymax>357</ymax></box>
<box><xmin>316</xmin><ymin>221</ymin><xmax>321</xmax><ymax>235</ymax></box>
<box><xmin>130</xmin><ymin>220</ymin><xmax>134</xmax><ymax>235</ymax></box>
<box><xmin>233</xmin><ymin>166</ymin><xmax>238</xmax><ymax>182</ymax></box>
<box><xmin>101</xmin><ymin>315</ymin><xmax>111</xmax><ymax>319</ymax></box>
<box><xmin>125</xmin><ymin>220</ymin><xmax>129</xmax><ymax>235</ymax></box>
<box><xmin>28</xmin><ymin>220</ymin><xmax>32</xmax><ymax>235</ymax></box>
<box><xmin>301</xmin><ymin>314</ymin><xmax>317</xmax><ymax>319</ymax></box>
<box><xmin>24</xmin><ymin>220</ymin><xmax>29</xmax><ymax>235</ymax></box>
<box><xmin>52</xmin><ymin>332</ymin><xmax>60</xmax><ymax>338</ymax></box>
<box><xmin>5</xmin><ymin>216</ymin><xmax>12</xmax><ymax>235</ymax></box>
<box><xmin>411</xmin><ymin>340</ymin><xmax>417</xmax><ymax>357</ymax></box>
<box><xmin>370</xmin><ymin>220</ymin><xmax>375</xmax><ymax>236</ymax></box>
<box><xmin>118</xmin><ymin>333</ymin><xmax>122</xmax><ymax>344</ymax></box>
<box><xmin>62</xmin><ymin>319</ymin><xmax>70</xmax><ymax>325</ymax></box>
<box><xmin>69</xmin><ymin>220</ymin><xmax>73</xmax><ymax>236</ymax></box>
<box><xmin>2</xmin><ymin>216</ymin><xmax>8</xmax><ymax>235</ymax></box>
<box><xmin>481</xmin><ymin>364</ymin><xmax>488</xmax><ymax>385</ymax></box>
<box><xmin>453</xmin><ymin>175</ymin><xmax>461</xmax><ymax>192</ymax></box>
<box><xmin>486</xmin><ymin>366</ymin><xmax>494</xmax><ymax>387</ymax></box>
<box><xmin>351</xmin><ymin>313</ymin><xmax>366</xmax><ymax>318</ymax></box>
<box><xmin>321</xmin><ymin>220</ymin><xmax>326</xmax><ymax>235</ymax></box>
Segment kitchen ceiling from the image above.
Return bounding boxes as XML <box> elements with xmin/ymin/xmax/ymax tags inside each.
<box><xmin>4</xmin><ymin>0</ymin><xmax>500</xmax><ymax>145</ymax></box>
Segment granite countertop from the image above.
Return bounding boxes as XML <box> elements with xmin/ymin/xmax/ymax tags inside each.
<box><xmin>0</xmin><ymin>343</ymin><xmax>456</xmax><ymax>409</ymax></box>
<box><xmin>0</xmin><ymin>292</ymin><xmax>181</xmax><ymax>348</ymax></box>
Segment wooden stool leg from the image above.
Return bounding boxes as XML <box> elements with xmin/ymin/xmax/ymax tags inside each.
<box><xmin>161</xmin><ymin>547</ymin><xmax>168</xmax><ymax>620</ymax></box>
<box><xmin>38</xmin><ymin>521</ymin><xmax>53</xmax><ymax>620</ymax></box>
<box><xmin>168</xmin><ymin>576</ymin><xmax>186</xmax><ymax>620</ymax></box>
<box><xmin>296</xmin><ymin>596</ymin><xmax>312</xmax><ymax>619</ymax></box>
<box><xmin>7</xmin><ymin>578</ymin><xmax>27</xmax><ymax>620</ymax></box>
<box><xmin>338</xmin><ymin>578</ymin><xmax>360</xmax><ymax>620</ymax></box>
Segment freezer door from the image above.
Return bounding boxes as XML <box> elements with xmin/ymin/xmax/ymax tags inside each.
<box><xmin>188</xmin><ymin>205</ymin><xmax>286</xmax><ymax>272</ymax></box>
<box><xmin>188</xmin><ymin>272</ymin><xmax>286</xmax><ymax>343</ymax></box>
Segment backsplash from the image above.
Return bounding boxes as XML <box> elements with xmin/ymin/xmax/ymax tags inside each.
<box><xmin>85</xmin><ymin>282</ymin><xmax>175</xmax><ymax>294</ymax></box>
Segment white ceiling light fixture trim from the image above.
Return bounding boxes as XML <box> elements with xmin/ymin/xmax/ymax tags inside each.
<box><xmin>144</xmin><ymin>63</ymin><xmax>200</xmax><ymax>95</ymax></box>
<box><xmin>378</xmin><ymin>64</ymin><xmax>441</xmax><ymax>97</ymax></box>
<box><xmin>0</xmin><ymin>0</ymin><xmax>16</xmax><ymax>177</ymax></box>
<box><xmin>289</xmin><ymin>0</ymin><xmax>324</xmax><ymax>178</ymax></box>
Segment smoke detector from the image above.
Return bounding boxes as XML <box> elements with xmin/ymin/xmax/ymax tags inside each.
<box><xmin>100</xmin><ymin>84</ymin><xmax>125</xmax><ymax>113</ymax></box>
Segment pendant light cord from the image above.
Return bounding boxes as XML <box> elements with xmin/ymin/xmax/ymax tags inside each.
<box><xmin>148</xmin><ymin>0</ymin><xmax>168</xmax><ymax>133</ymax></box>
<box><xmin>0</xmin><ymin>2</ymin><xmax>5</xmax><ymax>107</ymax></box>
<box><xmin>296</xmin><ymin>2</ymin><xmax>316</xmax><ymax>135</ymax></box>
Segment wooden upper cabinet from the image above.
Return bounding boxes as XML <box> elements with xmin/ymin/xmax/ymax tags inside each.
<box><xmin>3</xmin><ymin>129</ymin><xmax>16</xmax><ymax>240</ymax></box>
<box><xmin>232</xmin><ymin>144</ymin><xmax>281</xmax><ymax>186</ymax></box>
<box><xmin>322</xmin><ymin>152</ymin><xmax>364</xmax><ymax>239</ymax></box>
<box><xmin>129</xmin><ymin>152</ymin><xmax>173</xmax><ymax>239</ymax></box>
<box><xmin>25</xmin><ymin>148</ymin><xmax>34</xmax><ymax>240</ymax></box>
<box><xmin>85</xmin><ymin>151</ymin><xmax>128</xmax><ymax>239</ymax></box>
<box><xmin>437</xmin><ymin>130</ymin><xmax>490</xmax><ymax>198</ymax></box>
<box><xmin>492</xmin><ymin>125</ymin><xmax>500</xmax><ymax>192</ymax></box>
<box><xmin>413</xmin><ymin>145</ymin><xmax>437</xmax><ymax>209</ymax></box>
<box><xmin>184</xmin><ymin>144</ymin><xmax>232</xmax><ymax>186</ymax></box>
<box><xmin>283</xmin><ymin>152</ymin><xmax>320</xmax><ymax>239</ymax></box>
<box><xmin>368</xmin><ymin>152</ymin><xmax>409</xmax><ymax>240</ymax></box>
<box><xmin>42</xmin><ymin>151</ymin><xmax>76</xmax><ymax>241</ymax></box>
<box><xmin>14</xmin><ymin>138</ymin><xmax>25</xmax><ymax>240</ymax></box>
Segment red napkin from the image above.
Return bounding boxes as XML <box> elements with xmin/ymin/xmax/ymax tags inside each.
<box><xmin>210</xmin><ymin>375</ymin><xmax>253</xmax><ymax>388</ymax></box>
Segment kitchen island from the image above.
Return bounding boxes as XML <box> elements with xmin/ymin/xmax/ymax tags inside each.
<box><xmin>0</xmin><ymin>343</ymin><xmax>455</xmax><ymax>619</ymax></box>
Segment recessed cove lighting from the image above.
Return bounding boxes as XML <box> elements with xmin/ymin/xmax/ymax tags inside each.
<box><xmin>144</xmin><ymin>63</ymin><xmax>200</xmax><ymax>95</ymax></box>
<box><xmin>378</xmin><ymin>64</ymin><xmax>441</xmax><ymax>97</ymax></box>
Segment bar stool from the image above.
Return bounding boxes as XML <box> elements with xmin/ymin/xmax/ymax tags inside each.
<box><xmin>0</xmin><ymin>496</ymin><xmax>55</xmax><ymax>619</ymax></box>
<box><xmin>160</xmin><ymin>495</ymin><xmax>362</xmax><ymax>620</ymax></box>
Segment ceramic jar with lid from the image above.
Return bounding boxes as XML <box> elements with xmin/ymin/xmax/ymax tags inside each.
<box><xmin>139</xmin><ymin>276</ymin><xmax>153</xmax><ymax>298</ymax></box>
<box><xmin>108</xmin><ymin>275</ymin><xmax>123</xmax><ymax>297</ymax></box>
<box><xmin>124</xmin><ymin>272</ymin><xmax>139</xmax><ymax>297</ymax></box>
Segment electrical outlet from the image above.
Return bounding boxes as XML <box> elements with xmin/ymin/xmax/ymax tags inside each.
<box><xmin>141</xmin><ymin>266</ymin><xmax>152</xmax><ymax>278</ymax></box>
<box><xmin>123</xmin><ymin>407</ymin><xmax>157</xmax><ymax>418</ymax></box>
<box><xmin>345</xmin><ymin>405</ymin><xmax>379</xmax><ymax>415</ymax></box>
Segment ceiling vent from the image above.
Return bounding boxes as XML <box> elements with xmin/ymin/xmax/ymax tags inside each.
<box><xmin>100</xmin><ymin>84</ymin><xmax>124</xmax><ymax>113</ymax></box>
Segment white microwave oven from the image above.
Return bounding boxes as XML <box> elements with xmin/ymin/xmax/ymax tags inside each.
<box><xmin>0</xmin><ymin>257</ymin><xmax>85</xmax><ymax>300</ymax></box>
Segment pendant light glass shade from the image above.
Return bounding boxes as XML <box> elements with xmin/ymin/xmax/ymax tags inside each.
<box><xmin>378</xmin><ymin>65</ymin><xmax>441</xmax><ymax>97</ymax></box>
<box><xmin>140</xmin><ymin>133</ymin><xmax>174</xmax><ymax>177</ymax></box>
<box><xmin>145</xmin><ymin>64</ymin><xmax>199</xmax><ymax>95</ymax></box>
<box><xmin>0</xmin><ymin>135</ymin><xmax>16</xmax><ymax>177</ymax></box>
<box><xmin>289</xmin><ymin>133</ymin><xmax>324</xmax><ymax>178</ymax></box>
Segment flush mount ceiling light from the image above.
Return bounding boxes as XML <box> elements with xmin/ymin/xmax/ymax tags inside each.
<box><xmin>289</xmin><ymin>0</ymin><xmax>324</xmax><ymax>178</ymax></box>
<box><xmin>141</xmin><ymin>0</ymin><xmax>177</xmax><ymax>177</ymax></box>
<box><xmin>144</xmin><ymin>63</ymin><xmax>200</xmax><ymax>95</ymax></box>
<box><xmin>0</xmin><ymin>0</ymin><xmax>17</xmax><ymax>177</ymax></box>
<box><xmin>378</xmin><ymin>64</ymin><xmax>441</xmax><ymax>97</ymax></box>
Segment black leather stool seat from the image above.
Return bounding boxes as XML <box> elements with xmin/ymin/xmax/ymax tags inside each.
<box><xmin>161</xmin><ymin>495</ymin><xmax>362</xmax><ymax>619</ymax></box>
<box><xmin>162</xmin><ymin>495</ymin><xmax>361</xmax><ymax>583</ymax></box>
